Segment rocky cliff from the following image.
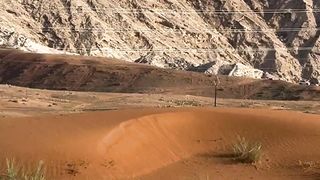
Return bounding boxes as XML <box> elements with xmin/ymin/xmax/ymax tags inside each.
<box><xmin>0</xmin><ymin>0</ymin><xmax>319</xmax><ymax>83</ymax></box>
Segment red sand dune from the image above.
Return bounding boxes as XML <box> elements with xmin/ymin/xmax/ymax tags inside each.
<box><xmin>0</xmin><ymin>108</ymin><xmax>319</xmax><ymax>179</ymax></box>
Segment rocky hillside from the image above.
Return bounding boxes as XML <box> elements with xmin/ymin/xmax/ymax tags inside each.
<box><xmin>0</xmin><ymin>0</ymin><xmax>319</xmax><ymax>83</ymax></box>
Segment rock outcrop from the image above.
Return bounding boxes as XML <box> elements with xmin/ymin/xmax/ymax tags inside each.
<box><xmin>0</xmin><ymin>0</ymin><xmax>319</xmax><ymax>83</ymax></box>
<box><xmin>0</xmin><ymin>26</ymin><xmax>63</xmax><ymax>54</ymax></box>
<box><xmin>228</xmin><ymin>63</ymin><xmax>264</xmax><ymax>79</ymax></box>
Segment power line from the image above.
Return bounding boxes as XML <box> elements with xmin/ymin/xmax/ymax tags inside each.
<box><xmin>4</xmin><ymin>55</ymin><xmax>313</xmax><ymax>62</ymax></box>
<box><xmin>0</xmin><ymin>50</ymin><xmax>310</xmax><ymax>73</ymax></box>
<box><xmin>0</xmin><ymin>59</ymin><xmax>295</xmax><ymax>71</ymax></box>
<box><xmin>3</xmin><ymin>47</ymin><xmax>314</xmax><ymax>62</ymax></box>
<box><xmin>20</xmin><ymin>4</ymin><xmax>320</xmax><ymax>14</ymax></box>
<box><xmin>38</xmin><ymin>27</ymin><xmax>320</xmax><ymax>33</ymax></box>
<box><xmin>50</xmin><ymin>47</ymin><xmax>319</xmax><ymax>53</ymax></box>
<box><xmin>1</xmin><ymin>21</ymin><xmax>319</xmax><ymax>33</ymax></box>
<box><xmin>33</xmin><ymin>10</ymin><xmax>320</xmax><ymax>15</ymax></box>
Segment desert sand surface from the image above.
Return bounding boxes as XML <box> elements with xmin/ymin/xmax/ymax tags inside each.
<box><xmin>1</xmin><ymin>50</ymin><xmax>320</xmax><ymax>179</ymax></box>
<box><xmin>1</xmin><ymin>84</ymin><xmax>319</xmax><ymax>119</ymax></box>
<box><xmin>0</xmin><ymin>108</ymin><xmax>320</xmax><ymax>179</ymax></box>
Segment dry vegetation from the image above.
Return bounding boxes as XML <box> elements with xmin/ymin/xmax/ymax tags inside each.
<box><xmin>0</xmin><ymin>159</ymin><xmax>45</xmax><ymax>180</ymax></box>
<box><xmin>232</xmin><ymin>136</ymin><xmax>262</xmax><ymax>164</ymax></box>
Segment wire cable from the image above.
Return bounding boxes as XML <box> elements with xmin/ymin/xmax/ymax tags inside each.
<box><xmin>19</xmin><ymin>4</ymin><xmax>320</xmax><ymax>14</ymax></box>
<box><xmin>0</xmin><ymin>58</ymin><xmax>298</xmax><ymax>71</ymax></box>
<box><xmin>37</xmin><ymin>27</ymin><xmax>320</xmax><ymax>33</ymax></box>
<box><xmin>48</xmin><ymin>47</ymin><xmax>319</xmax><ymax>53</ymax></box>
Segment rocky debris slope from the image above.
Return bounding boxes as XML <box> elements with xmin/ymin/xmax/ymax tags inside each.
<box><xmin>0</xmin><ymin>0</ymin><xmax>319</xmax><ymax>83</ymax></box>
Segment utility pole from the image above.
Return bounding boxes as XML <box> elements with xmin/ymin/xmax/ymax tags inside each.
<box><xmin>214</xmin><ymin>84</ymin><xmax>217</xmax><ymax>107</ymax></box>
<box><xmin>213</xmin><ymin>76</ymin><xmax>220</xmax><ymax>107</ymax></box>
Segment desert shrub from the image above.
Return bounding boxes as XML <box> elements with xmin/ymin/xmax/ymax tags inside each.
<box><xmin>171</xmin><ymin>100</ymin><xmax>202</xmax><ymax>107</ymax></box>
<box><xmin>1</xmin><ymin>159</ymin><xmax>45</xmax><ymax>180</ymax></box>
<box><xmin>5</xmin><ymin>159</ymin><xmax>18</xmax><ymax>179</ymax></box>
<box><xmin>232</xmin><ymin>136</ymin><xmax>262</xmax><ymax>163</ymax></box>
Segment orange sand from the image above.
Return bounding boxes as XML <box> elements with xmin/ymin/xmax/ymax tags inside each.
<box><xmin>0</xmin><ymin>108</ymin><xmax>319</xmax><ymax>179</ymax></box>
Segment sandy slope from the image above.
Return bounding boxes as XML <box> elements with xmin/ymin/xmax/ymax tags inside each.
<box><xmin>1</xmin><ymin>49</ymin><xmax>319</xmax><ymax>101</ymax></box>
<box><xmin>0</xmin><ymin>108</ymin><xmax>320</xmax><ymax>179</ymax></box>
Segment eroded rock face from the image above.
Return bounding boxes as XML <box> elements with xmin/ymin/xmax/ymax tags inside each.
<box><xmin>229</xmin><ymin>63</ymin><xmax>264</xmax><ymax>79</ymax></box>
<box><xmin>0</xmin><ymin>0</ymin><xmax>319</xmax><ymax>83</ymax></box>
<box><xmin>0</xmin><ymin>26</ymin><xmax>63</xmax><ymax>54</ymax></box>
<box><xmin>243</xmin><ymin>0</ymin><xmax>320</xmax><ymax>82</ymax></box>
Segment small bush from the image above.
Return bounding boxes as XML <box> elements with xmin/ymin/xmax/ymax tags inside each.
<box><xmin>1</xmin><ymin>159</ymin><xmax>45</xmax><ymax>180</ymax></box>
<box><xmin>6</xmin><ymin>159</ymin><xmax>18</xmax><ymax>179</ymax></box>
<box><xmin>232</xmin><ymin>136</ymin><xmax>262</xmax><ymax>163</ymax></box>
